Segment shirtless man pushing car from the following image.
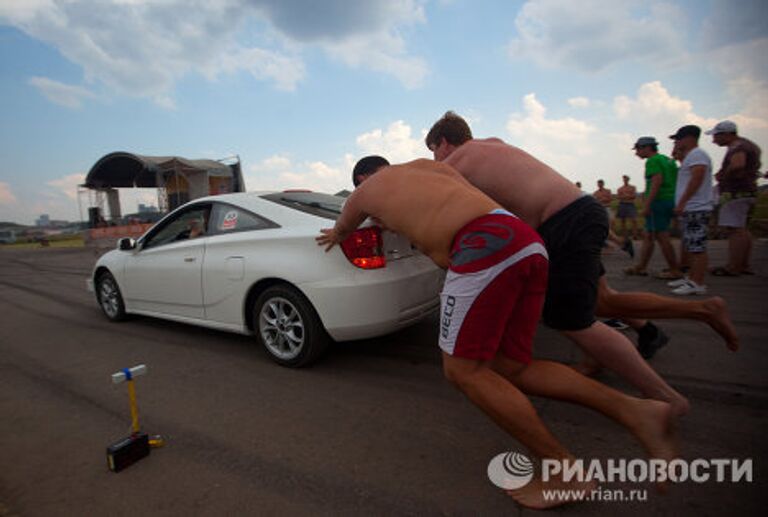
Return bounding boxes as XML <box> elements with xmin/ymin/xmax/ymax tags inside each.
<box><xmin>317</xmin><ymin>158</ymin><xmax>676</xmax><ymax>510</ymax></box>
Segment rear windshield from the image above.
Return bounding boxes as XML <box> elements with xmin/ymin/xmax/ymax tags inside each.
<box><xmin>261</xmin><ymin>192</ymin><xmax>345</xmax><ymax>220</ymax></box>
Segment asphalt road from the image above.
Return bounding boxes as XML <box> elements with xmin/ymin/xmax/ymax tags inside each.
<box><xmin>0</xmin><ymin>241</ymin><xmax>766</xmax><ymax>516</ymax></box>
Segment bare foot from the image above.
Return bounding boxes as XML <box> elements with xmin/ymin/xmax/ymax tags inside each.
<box><xmin>668</xmin><ymin>391</ymin><xmax>690</xmax><ymax>417</ymax></box>
<box><xmin>628</xmin><ymin>399</ymin><xmax>679</xmax><ymax>463</ymax></box>
<box><xmin>507</xmin><ymin>476</ymin><xmax>598</xmax><ymax>510</ymax></box>
<box><xmin>701</xmin><ymin>297</ymin><xmax>739</xmax><ymax>351</ymax></box>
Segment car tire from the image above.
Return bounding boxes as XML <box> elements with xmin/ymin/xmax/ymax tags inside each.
<box><xmin>96</xmin><ymin>271</ymin><xmax>127</xmax><ymax>322</ymax></box>
<box><xmin>253</xmin><ymin>284</ymin><xmax>329</xmax><ymax>368</ymax></box>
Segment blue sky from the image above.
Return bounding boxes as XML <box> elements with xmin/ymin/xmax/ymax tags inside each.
<box><xmin>1</xmin><ymin>0</ymin><xmax>766</xmax><ymax>224</ymax></box>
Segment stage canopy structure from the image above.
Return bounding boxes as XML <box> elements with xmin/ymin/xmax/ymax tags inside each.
<box><xmin>80</xmin><ymin>152</ymin><xmax>245</xmax><ymax>226</ymax></box>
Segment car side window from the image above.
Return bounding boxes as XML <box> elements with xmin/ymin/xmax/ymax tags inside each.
<box><xmin>142</xmin><ymin>206</ymin><xmax>210</xmax><ymax>249</ymax></box>
<box><xmin>208</xmin><ymin>203</ymin><xmax>276</xmax><ymax>235</ymax></box>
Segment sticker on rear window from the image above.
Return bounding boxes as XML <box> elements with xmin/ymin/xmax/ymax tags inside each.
<box><xmin>221</xmin><ymin>211</ymin><xmax>238</xmax><ymax>230</ymax></box>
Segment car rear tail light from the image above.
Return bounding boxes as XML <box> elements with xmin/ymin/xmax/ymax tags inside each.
<box><xmin>341</xmin><ymin>226</ymin><xmax>386</xmax><ymax>269</ymax></box>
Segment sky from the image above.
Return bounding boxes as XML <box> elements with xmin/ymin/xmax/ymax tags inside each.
<box><xmin>0</xmin><ymin>0</ymin><xmax>767</xmax><ymax>225</ymax></box>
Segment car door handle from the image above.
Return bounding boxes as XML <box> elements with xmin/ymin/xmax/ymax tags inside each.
<box><xmin>184</xmin><ymin>257</ymin><xmax>196</xmax><ymax>262</ymax></box>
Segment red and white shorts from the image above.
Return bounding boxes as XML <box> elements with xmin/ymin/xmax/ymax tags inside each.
<box><xmin>439</xmin><ymin>210</ymin><xmax>548</xmax><ymax>364</ymax></box>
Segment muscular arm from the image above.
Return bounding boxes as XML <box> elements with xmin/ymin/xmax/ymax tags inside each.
<box><xmin>675</xmin><ymin>165</ymin><xmax>706</xmax><ymax>213</ymax></box>
<box><xmin>316</xmin><ymin>187</ymin><xmax>370</xmax><ymax>251</ymax></box>
<box><xmin>727</xmin><ymin>151</ymin><xmax>747</xmax><ymax>171</ymax></box>
<box><xmin>723</xmin><ymin>151</ymin><xmax>747</xmax><ymax>179</ymax></box>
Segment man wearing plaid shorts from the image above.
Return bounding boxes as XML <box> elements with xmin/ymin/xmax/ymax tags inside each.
<box><xmin>668</xmin><ymin>125</ymin><xmax>713</xmax><ymax>295</ymax></box>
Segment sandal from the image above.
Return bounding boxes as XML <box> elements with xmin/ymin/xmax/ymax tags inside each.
<box><xmin>624</xmin><ymin>265</ymin><xmax>648</xmax><ymax>276</ymax></box>
<box><xmin>711</xmin><ymin>266</ymin><xmax>740</xmax><ymax>277</ymax></box>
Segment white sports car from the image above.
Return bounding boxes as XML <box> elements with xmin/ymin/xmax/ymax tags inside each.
<box><xmin>88</xmin><ymin>191</ymin><xmax>443</xmax><ymax>367</ymax></box>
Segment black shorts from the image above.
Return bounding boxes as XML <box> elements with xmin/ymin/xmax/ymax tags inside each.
<box><xmin>536</xmin><ymin>195</ymin><xmax>608</xmax><ymax>331</ymax></box>
<box><xmin>616</xmin><ymin>202</ymin><xmax>638</xmax><ymax>219</ymax></box>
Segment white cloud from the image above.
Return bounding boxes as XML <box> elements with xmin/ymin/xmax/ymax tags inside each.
<box><xmin>501</xmin><ymin>92</ymin><xmax>669</xmax><ymax>192</ymax></box>
<box><xmin>611</xmin><ymin>81</ymin><xmax>767</xmax><ymax>181</ymax></box>
<box><xmin>243</xmin><ymin>120</ymin><xmax>429</xmax><ymax>193</ymax></box>
<box><xmin>507</xmin><ymin>93</ymin><xmax>596</xmax><ymax>154</ymax></box>
<box><xmin>613</xmin><ymin>81</ymin><xmax>707</xmax><ymax>126</ymax></box>
<box><xmin>47</xmin><ymin>173</ymin><xmax>86</xmax><ymax>201</ymax></box>
<box><xmin>612</xmin><ymin>80</ymin><xmax>768</xmax><ymax>136</ymax></box>
<box><xmin>0</xmin><ymin>172</ymin><xmax>88</xmax><ymax>224</ymax></box>
<box><xmin>508</xmin><ymin>0</ymin><xmax>684</xmax><ymax>72</ymax></box>
<box><xmin>568</xmin><ymin>96</ymin><xmax>590</xmax><ymax>108</ymax></box>
<box><xmin>0</xmin><ymin>0</ymin><xmax>53</xmax><ymax>22</ymax></box>
<box><xmin>355</xmin><ymin>120</ymin><xmax>430</xmax><ymax>163</ymax></box>
<box><xmin>499</xmin><ymin>84</ymin><xmax>768</xmax><ymax>195</ymax></box>
<box><xmin>28</xmin><ymin>76</ymin><xmax>96</xmax><ymax>108</ymax></box>
<box><xmin>245</xmin><ymin>154</ymin><xmax>348</xmax><ymax>193</ymax></box>
<box><xmin>1</xmin><ymin>0</ymin><xmax>426</xmax><ymax>107</ymax></box>
<box><xmin>323</xmin><ymin>31</ymin><xmax>428</xmax><ymax>89</ymax></box>
<box><xmin>215</xmin><ymin>47</ymin><xmax>305</xmax><ymax>92</ymax></box>
<box><xmin>0</xmin><ymin>182</ymin><xmax>17</xmax><ymax>204</ymax></box>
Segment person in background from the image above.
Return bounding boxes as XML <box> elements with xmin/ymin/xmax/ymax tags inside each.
<box><xmin>706</xmin><ymin>120</ymin><xmax>761</xmax><ymax>276</ymax></box>
<box><xmin>616</xmin><ymin>175</ymin><xmax>640</xmax><ymax>240</ymax></box>
<box><xmin>594</xmin><ymin>179</ymin><xmax>634</xmax><ymax>258</ymax></box>
<box><xmin>624</xmin><ymin>137</ymin><xmax>682</xmax><ymax>279</ymax></box>
<box><xmin>667</xmin><ymin>125</ymin><xmax>713</xmax><ymax>295</ymax></box>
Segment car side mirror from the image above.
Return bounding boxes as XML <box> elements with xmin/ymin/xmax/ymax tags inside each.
<box><xmin>118</xmin><ymin>237</ymin><xmax>136</xmax><ymax>251</ymax></box>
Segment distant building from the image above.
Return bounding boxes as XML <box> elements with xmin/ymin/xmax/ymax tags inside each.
<box><xmin>138</xmin><ymin>203</ymin><xmax>159</xmax><ymax>214</ymax></box>
<box><xmin>0</xmin><ymin>229</ymin><xmax>16</xmax><ymax>244</ymax></box>
<box><xmin>34</xmin><ymin>214</ymin><xmax>69</xmax><ymax>228</ymax></box>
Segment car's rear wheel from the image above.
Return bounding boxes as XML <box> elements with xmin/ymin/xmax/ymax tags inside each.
<box><xmin>253</xmin><ymin>285</ymin><xmax>329</xmax><ymax>367</ymax></box>
<box><xmin>96</xmin><ymin>271</ymin><xmax>127</xmax><ymax>321</ymax></box>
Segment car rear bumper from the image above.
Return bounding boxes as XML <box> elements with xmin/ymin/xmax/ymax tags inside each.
<box><xmin>299</xmin><ymin>256</ymin><xmax>444</xmax><ymax>342</ymax></box>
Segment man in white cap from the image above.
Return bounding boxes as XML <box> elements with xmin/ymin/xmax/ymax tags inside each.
<box><xmin>705</xmin><ymin>120</ymin><xmax>762</xmax><ymax>276</ymax></box>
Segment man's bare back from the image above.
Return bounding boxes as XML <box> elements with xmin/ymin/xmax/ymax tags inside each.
<box><xmin>320</xmin><ymin>159</ymin><xmax>499</xmax><ymax>268</ymax></box>
<box><xmin>442</xmin><ymin>138</ymin><xmax>582</xmax><ymax>228</ymax></box>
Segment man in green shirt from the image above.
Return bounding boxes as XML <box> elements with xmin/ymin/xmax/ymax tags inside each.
<box><xmin>624</xmin><ymin>137</ymin><xmax>683</xmax><ymax>279</ymax></box>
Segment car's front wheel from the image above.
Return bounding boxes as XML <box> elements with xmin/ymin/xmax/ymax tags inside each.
<box><xmin>253</xmin><ymin>285</ymin><xmax>329</xmax><ymax>367</ymax></box>
<box><xmin>96</xmin><ymin>271</ymin><xmax>127</xmax><ymax>321</ymax></box>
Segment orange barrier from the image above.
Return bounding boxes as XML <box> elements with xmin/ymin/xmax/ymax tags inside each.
<box><xmin>88</xmin><ymin>223</ymin><xmax>153</xmax><ymax>241</ymax></box>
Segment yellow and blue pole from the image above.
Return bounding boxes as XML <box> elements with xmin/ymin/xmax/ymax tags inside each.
<box><xmin>111</xmin><ymin>364</ymin><xmax>164</xmax><ymax>447</ymax></box>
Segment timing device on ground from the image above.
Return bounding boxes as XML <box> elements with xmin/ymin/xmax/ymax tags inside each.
<box><xmin>107</xmin><ymin>364</ymin><xmax>164</xmax><ymax>472</ymax></box>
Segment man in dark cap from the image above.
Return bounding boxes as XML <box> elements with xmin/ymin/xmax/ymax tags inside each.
<box><xmin>667</xmin><ymin>125</ymin><xmax>713</xmax><ymax>295</ymax></box>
